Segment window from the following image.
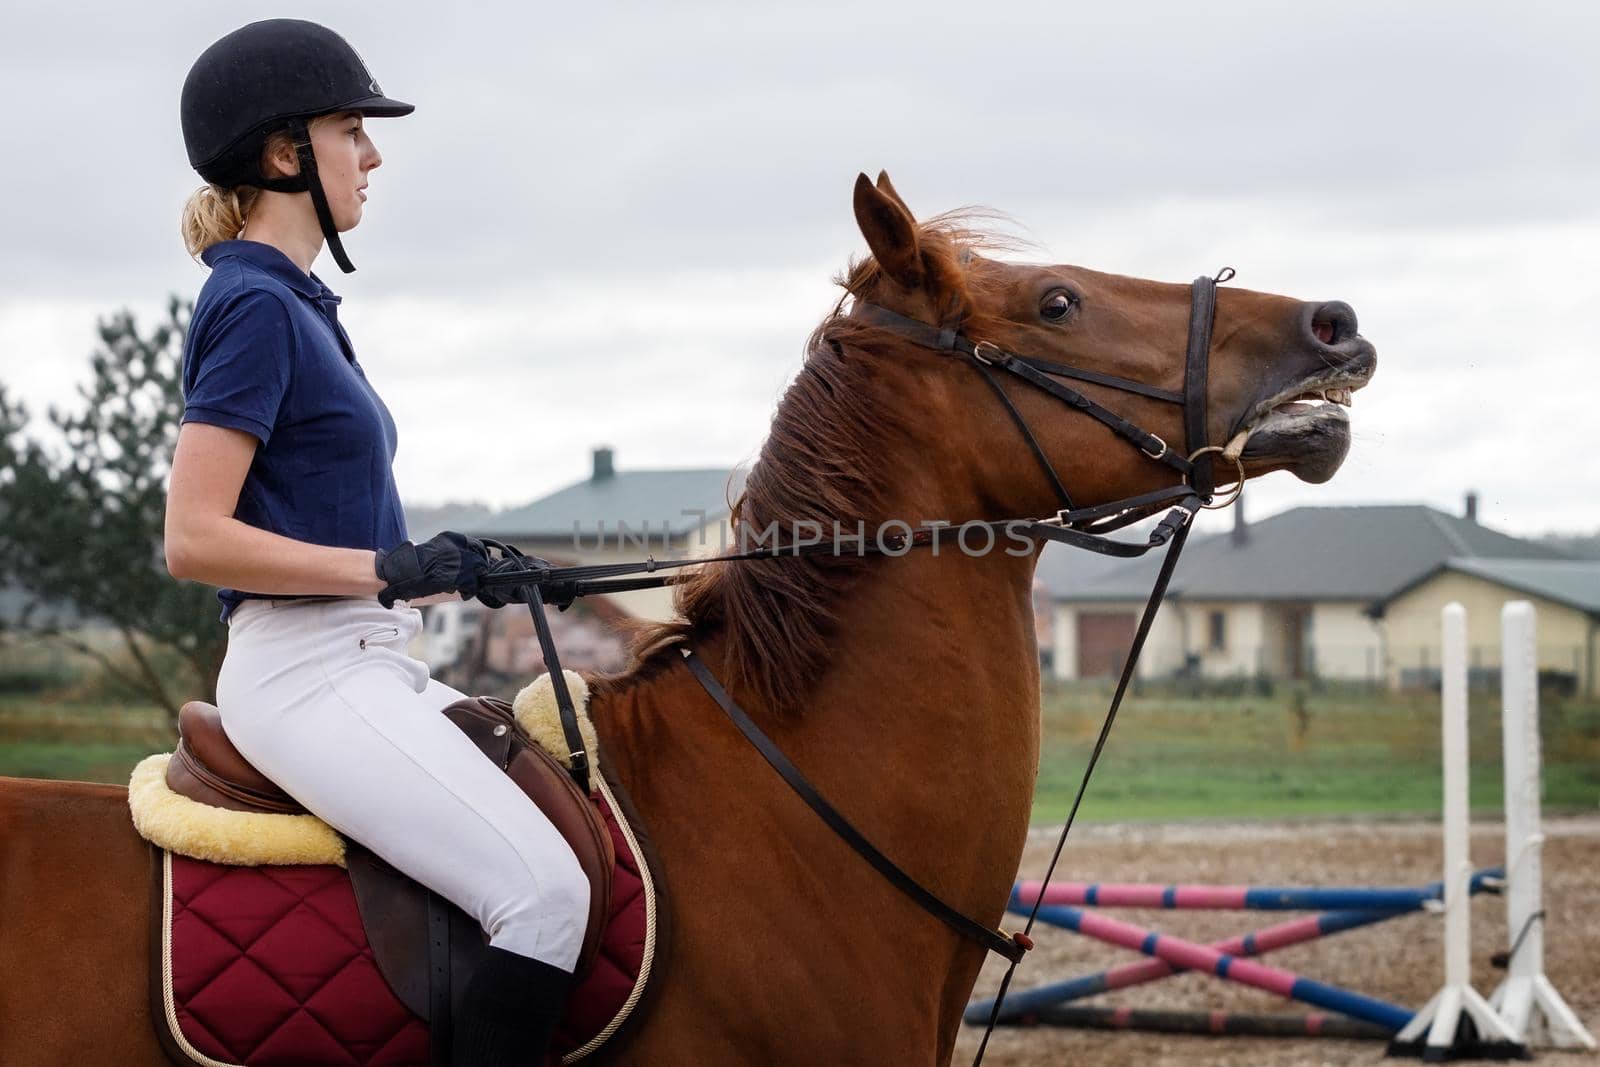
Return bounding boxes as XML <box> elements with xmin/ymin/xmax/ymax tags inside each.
<box><xmin>1208</xmin><ymin>610</ymin><xmax>1226</xmax><ymax>651</ymax></box>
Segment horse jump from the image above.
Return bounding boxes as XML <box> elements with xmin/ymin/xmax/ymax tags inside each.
<box><xmin>1393</xmin><ymin>601</ymin><xmax>1594</xmax><ymax>1057</ymax></box>
<box><xmin>970</xmin><ymin>600</ymin><xmax>1595</xmax><ymax>1056</ymax></box>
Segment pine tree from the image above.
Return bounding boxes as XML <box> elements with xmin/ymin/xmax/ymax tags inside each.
<box><xmin>0</xmin><ymin>296</ymin><xmax>223</xmax><ymax>722</ymax></box>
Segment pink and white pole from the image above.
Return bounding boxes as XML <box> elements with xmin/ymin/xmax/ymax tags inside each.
<box><xmin>1488</xmin><ymin>601</ymin><xmax>1595</xmax><ymax>1050</ymax></box>
<box><xmin>1391</xmin><ymin>603</ymin><xmax>1523</xmax><ymax>1058</ymax></box>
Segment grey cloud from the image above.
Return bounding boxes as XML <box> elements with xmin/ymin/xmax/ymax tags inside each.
<box><xmin>2</xmin><ymin>0</ymin><xmax>1597</xmax><ymax>530</ymax></box>
<box><xmin>7</xmin><ymin>0</ymin><xmax>1597</xmax><ymax>295</ymax></box>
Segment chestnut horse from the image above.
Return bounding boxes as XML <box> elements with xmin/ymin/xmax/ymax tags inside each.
<box><xmin>0</xmin><ymin>173</ymin><xmax>1375</xmax><ymax>1065</ymax></box>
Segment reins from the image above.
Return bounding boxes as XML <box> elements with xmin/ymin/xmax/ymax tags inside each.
<box><xmin>476</xmin><ymin>269</ymin><xmax>1240</xmax><ymax>1063</ymax></box>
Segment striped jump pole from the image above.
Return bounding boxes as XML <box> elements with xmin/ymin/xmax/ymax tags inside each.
<box><xmin>1014</xmin><ymin>870</ymin><xmax>1503</xmax><ymax>913</ymax></box>
<box><xmin>1007</xmin><ymin>902</ymin><xmax>1416</xmax><ymax>1032</ymax></box>
<box><xmin>1022</xmin><ymin>1005</ymin><xmax>1393</xmax><ymax>1041</ymax></box>
<box><xmin>1488</xmin><ymin>601</ymin><xmax>1595</xmax><ymax>1050</ymax></box>
<box><xmin>966</xmin><ymin>905</ymin><xmax>1407</xmax><ymax>1025</ymax></box>
<box><xmin>967</xmin><ymin>871</ymin><xmax>1501</xmax><ymax>1026</ymax></box>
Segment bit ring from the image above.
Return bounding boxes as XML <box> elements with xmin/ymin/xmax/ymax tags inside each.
<box><xmin>1187</xmin><ymin>445</ymin><xmax>1247</xmax><ymax>510</ymax></box>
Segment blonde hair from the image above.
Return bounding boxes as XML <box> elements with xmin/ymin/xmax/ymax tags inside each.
<box><xmin>180</xmin><ymin>184</ymin><xmax>262</xmax><ymax>258</ymax></box>
<box><xmin>179</xmin><ymin>127</ymin><xmax>303</xmax><ymax>259</ymax></box>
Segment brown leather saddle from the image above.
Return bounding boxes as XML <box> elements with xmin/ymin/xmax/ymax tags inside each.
<box><xmin>166</xmin><ymin>696</ymin><xmax>614</xmax><ymax>1039</ymax></box>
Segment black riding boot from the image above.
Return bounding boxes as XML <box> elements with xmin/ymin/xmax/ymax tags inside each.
<box><xmin>451</xmin><ymin>946</ymin><xmax>574</xmax><ymax>1066</ymax></box>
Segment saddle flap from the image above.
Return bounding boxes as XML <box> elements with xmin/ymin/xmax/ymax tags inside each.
<box><xmin>342</xmin><ymin>846</ymin><xmax>432</xmax><ymax>1017</ymax></box>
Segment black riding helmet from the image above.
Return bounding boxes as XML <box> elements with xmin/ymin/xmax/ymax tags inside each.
<box><xmin>181</xmin><ymin>19</ymin><xmax>413</xmax><ymax>273</ymax></box>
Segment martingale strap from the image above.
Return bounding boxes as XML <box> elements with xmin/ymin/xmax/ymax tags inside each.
<box><xmin>675</xmin><ymin>488</ymin><xmax>1199</xmax><ymax>980</ymax></box>
<box><xmin>681</xmin><ymin>650</ymin><xmax>1030</xmax><ymax>964</ymax></box>
<box><xmin>484</xmin><ymin>500</ymin><xmax>1201</xmax><ymax>981</ymax></box>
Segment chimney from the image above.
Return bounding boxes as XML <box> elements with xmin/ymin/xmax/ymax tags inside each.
<box><xmin>1231</xmin><ymin>491</ymin><xmax>1248</xmax><ymax>546</ymax></box>
<box><xmin>1464</xmin><ymin>491</ymin><xmax>1478</xmax><ymax>523</ymax></box>
<box><xmin>592</xmin><ymin>446</ymin><xmax>615</xmax><ymax>482</ymax></box>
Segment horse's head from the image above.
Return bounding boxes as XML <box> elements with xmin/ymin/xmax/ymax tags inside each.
<box><xmin>844</xmin><ymin>172</ymin><xmax>1377</xmax><ymax>516</ymax></box>
<box><xmin>637</xmin><ymin>174</ymin><xmax>1378</xmax><ymax>717</ymax></box>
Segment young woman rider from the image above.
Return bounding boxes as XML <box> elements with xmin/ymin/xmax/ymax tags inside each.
<box><xmin>169</xmin><ymin>19</ymin><xmax>586</xmax><ymax>1064</ymax></box>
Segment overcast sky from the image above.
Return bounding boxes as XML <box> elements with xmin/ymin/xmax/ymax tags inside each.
<box><xmin>1</xmin><ymin>1</ymin><xmax>1595</xmax><ymax>539</ymax></box>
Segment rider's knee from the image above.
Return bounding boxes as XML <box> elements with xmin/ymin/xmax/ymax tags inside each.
<box><xmin>538</xmin><ymin>845</ymin><xmax>591</xmax><ymax>921</ymax></box>
<box><xmin>488</xmin><ymin>845</ymin><xmax>590</xmax><ymax>953</ymax></box>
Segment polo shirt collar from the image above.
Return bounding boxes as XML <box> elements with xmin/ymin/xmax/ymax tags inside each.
<box><xmin>202</xmin><ymin>240</ymin><xmax>340</xmax><ymax>304</ymax></box>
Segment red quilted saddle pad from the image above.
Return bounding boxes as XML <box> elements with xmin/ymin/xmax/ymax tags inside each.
<box><xmin>154</xmin><ymin>783</ymin><xmax>656</xmax><ymax>1067</ymax></box>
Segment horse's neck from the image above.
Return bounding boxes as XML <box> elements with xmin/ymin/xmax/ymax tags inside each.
<box><xmin>792</xmin><ymin>546</ymin><xmax>1042</xmax><ymax>885</ymax></box>
<box><xmin>599</xmin><ymin>542</ymin><xmax>1041</xmax><ymax>915</ymax></box>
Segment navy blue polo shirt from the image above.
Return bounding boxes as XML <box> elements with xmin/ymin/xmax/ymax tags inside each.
<box><xmin>180</xmin><ymin>240</ymin><xmax>408</xmax><ymax>623</ymax></box>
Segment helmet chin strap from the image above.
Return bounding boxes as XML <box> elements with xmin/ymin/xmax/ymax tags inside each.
<box><xmin>255</xmin><ymin>116</ymin><xmax>357</xmax><ymax>273</ymax></box>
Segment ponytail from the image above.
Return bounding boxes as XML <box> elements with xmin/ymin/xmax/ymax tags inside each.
<box><xmin>180</xmin><ymin>183</ymin><xmax>261</xmax><ymax>259</ymax></box>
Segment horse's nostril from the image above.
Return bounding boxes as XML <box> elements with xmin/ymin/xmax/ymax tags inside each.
<box><xmin>1311</xmin><ymin>301</ymin><xmax>1358</xmax><ymax>346</ymax></box>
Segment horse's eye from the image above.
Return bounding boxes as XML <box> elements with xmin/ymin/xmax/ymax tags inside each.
<box><xmin>1040</xmin><ymin>290</ymin><xmax>1075</xmax><ymax>322</ymax></box>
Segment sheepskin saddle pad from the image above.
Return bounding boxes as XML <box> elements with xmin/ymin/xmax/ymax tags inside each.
<box><xmin>128</xmin><ymin>671</ymin><xmax>661</xmax><ymax>1067</ymax></box>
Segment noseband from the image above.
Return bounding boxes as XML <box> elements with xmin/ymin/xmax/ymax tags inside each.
<box><xmin>479</xmin><ymin>269</ymin><xmax>1243</xmax><ymax>1066</ymax></box>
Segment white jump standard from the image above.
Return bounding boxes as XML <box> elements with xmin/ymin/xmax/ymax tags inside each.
<box><xmin>1390</xmin><ymin>603</ymin><xmax>1524</xmax><ymax>1060</ymax></box>
<box><xmin>1487</xmin><ymin>602</ymin><xmax>1595</xmax><ymax>1052</ymax></box>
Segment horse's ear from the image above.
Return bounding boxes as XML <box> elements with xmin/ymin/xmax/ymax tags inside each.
<box><xmin>875</xmin><ymin>171</ymin><xmax>914</xmax><ymax>218</ymax></box>
<box><xmin>853</xmin><ymin>171</ymin><xmax>924</xmax><ymax>290</ymax></box>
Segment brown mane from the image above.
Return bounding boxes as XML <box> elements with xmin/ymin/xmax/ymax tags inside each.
<box><xmin>601</xmin><ymin>212</ymin><xmax>1018</xmax><ymax>716</ymax></box>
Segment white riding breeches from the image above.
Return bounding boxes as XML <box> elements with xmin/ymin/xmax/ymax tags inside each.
<box><xmin>215</xmin><ymin>595</ymin><xmax>590</xmax><ymax>973</ymax></box>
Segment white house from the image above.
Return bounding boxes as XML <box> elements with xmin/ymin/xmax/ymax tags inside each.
<box><xmin>1038</xmin><ymin>496</ymin><xmax>1575</xmax><ymax>686</ymax></box>
<box><xmin>1369</xmin><ymin>557</ymin><xmax>1600</xmax><ymax>696</ymax></box>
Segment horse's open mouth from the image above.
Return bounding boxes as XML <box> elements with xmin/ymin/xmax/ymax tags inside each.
<box><xmin>1234</xmin><ymin>366</ymin><xmax>1373</xmax><ymax>484</ymax></box>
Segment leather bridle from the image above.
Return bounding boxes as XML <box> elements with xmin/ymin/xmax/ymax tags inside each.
<box><xmin>477</xmin><ymin>268</ymin><xmax>1243</xmax><ymax>1064</ymax></box>
<box><xmin>849</xmin><ymin>263</ymin><xmax>1241</xmax><ymax>528</ymax></box>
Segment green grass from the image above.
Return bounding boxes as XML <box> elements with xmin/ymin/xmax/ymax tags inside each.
<box><xmin>0</xmin><ymin>694</ymin><xmax>174</xmax><ymax>785</ymax></box>
<box><xmin>2</xmin><ymin>683</ymin><xmax>1597</xmax><ymax>824</ymax></box>
<box><xmin>1033</xmin><ymin>685</ymin><xmax>1600</xmax><ymax>824</ymax></box>
<box><xmin>0</xmin><ymin>739</ymin><xmax>171</xmax><ymax>783</ymax></box>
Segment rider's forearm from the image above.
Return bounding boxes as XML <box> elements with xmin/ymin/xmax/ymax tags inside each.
<box><xmin>401</xmin><ymin>590</ymin><xmax>464</xmax><ymax>607</ymax></box>
<box><xmin>166</xmin><ymin>514</ymin><xmax>387</xmax><ymax>597</ymax></box>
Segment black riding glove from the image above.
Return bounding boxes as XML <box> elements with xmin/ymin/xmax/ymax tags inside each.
<box><xmin>374</xmin><ymin>531</ymin><xmax>490</xmax><ymax>608</ymax></box>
